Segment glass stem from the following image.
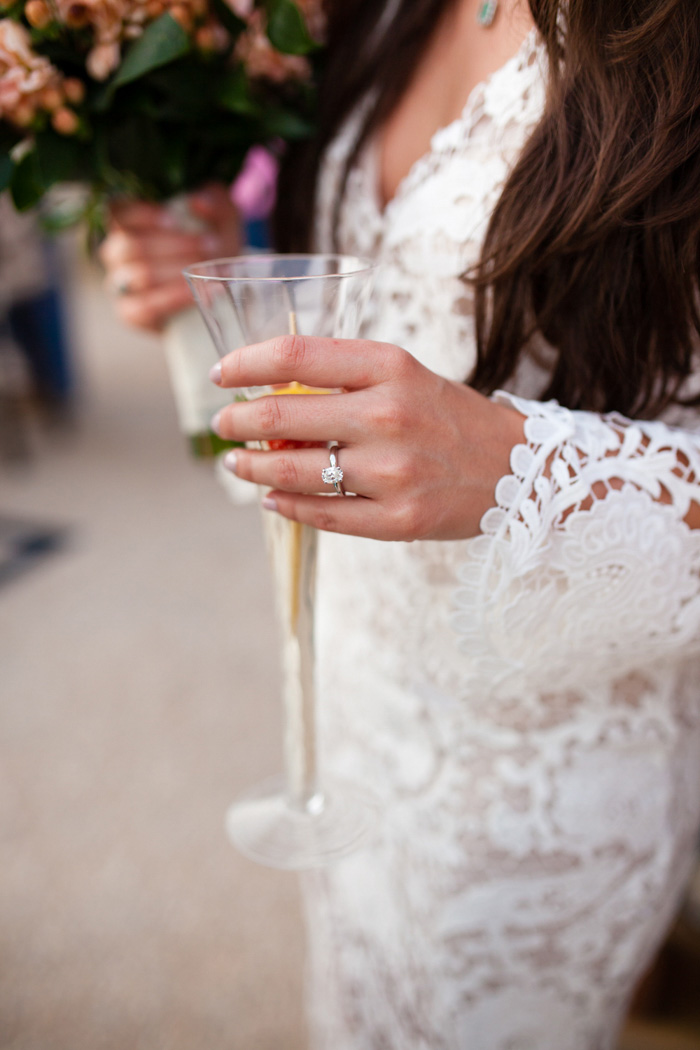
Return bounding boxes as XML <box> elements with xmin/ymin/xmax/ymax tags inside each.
<box><xmin>281</xmin><ymin>520</ymin><xmax>320</xmax><ymax>811</ymax></box>
<box><xmin>272</xmin><ymin>303</ymin><xmax>321</xmax><ymax>811</ymax></box>
<box><xmin>264</xmin><ymin>507</ymin><xmax>321</xmax><ymax>813</ymax></box>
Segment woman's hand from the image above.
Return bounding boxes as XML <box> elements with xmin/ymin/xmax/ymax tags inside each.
<box><xmin>99</xmin><ymin>183</ymin><xmax>242</xmax><ymax>332</ymax></box>
<box><xmin>210</xmin><ymin>334</ymin><xmax>525</xmax><ymax>541</ymax></box>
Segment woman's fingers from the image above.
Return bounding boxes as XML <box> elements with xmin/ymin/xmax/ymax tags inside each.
<box><xmin>262</xmin><ymin>490</ymin><xmax>403</xmax><ymax>542</ymax></box>
<box><xmin>115</xmin><ymin>281</ymin><xmax>195</xmax><ymax>331</ymax></box>
<box><xmin>187</xmin><ymin>182</ymin><xmax>239</xmax><ymax>224</ymax></box>
<box><xmin>228</xmin><ymin>444</ymin><xmax>378</xmax><ymax>497</ymax></box>
<box><xmin>99</xmin><ymin>228</ymin><xmax>218</xmax><ymax>269</ymax></box>
<box><xmin>212</xmin><ymin>390</ymin><xmax>365</xmax><ymax>445</ymax></box>
<box><xmin>102</xmin><ymin>185</ymin><xmax>242</xmax><ymax>334</ymax></box>
<box><xmin>109</xmin><ymin>198</ymin><xmax>182</xmax><ymax>231</ymax></box>
<box><xmin>216</xmin><ymin>334</ymin><xmax>412</xmax><ymax>393</ymax></box>
<box><xmin>107</xmin><ymin>259</ymin><xmax>190</xmax><ymax>296</ymax></box>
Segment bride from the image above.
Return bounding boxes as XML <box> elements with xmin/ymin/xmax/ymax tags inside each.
<box><xmin>102</xmin><ymin>1</ymin><xmax>700</xmax><ymax>1046</ymax></box>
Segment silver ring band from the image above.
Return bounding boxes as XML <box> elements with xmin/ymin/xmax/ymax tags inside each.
<box><xmin>321</xmin><ymin>442</ymin><xmax>345</xmax><ymax>495</ymax></box>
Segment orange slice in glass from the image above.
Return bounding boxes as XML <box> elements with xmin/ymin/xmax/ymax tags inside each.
<box><xmin>265</xmin><ymin>382</ymin><xmax>331</xmax><ymax>450</ymax></box>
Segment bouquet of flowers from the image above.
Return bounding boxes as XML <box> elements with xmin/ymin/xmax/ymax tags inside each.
<box><xmin>0</xmin><ymin>0</ymin><xmax>322</xmax><ymax>456</ymax></box>
<box><xmin>0</xmin><ymin>0</ymin><xmax>321</xmax><ymax>225</ymax></box>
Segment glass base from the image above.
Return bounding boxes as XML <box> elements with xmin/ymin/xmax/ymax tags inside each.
<box><xmin>225</xmin><ymin>775</ymin><xmax>378</xmax><ymax>870</ymax></box>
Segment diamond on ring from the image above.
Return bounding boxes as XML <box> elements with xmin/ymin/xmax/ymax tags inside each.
<box><xmin>322</xmin><ymin>464</ymin><xmax>344</xmax><ymax>485</ymax></box>
<box><xmin>322</xmin><ymin>444</ymin><xmax>345</xmax><ymax>495</ymax></box>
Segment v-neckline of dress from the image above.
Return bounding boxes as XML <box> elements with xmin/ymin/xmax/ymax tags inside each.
<box><xmin>370</xmin><ymin>27</ymin><xmax>539</xmax><ymax>221</ymax></box>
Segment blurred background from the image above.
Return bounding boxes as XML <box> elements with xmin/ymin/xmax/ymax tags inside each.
<box><xmin>1</xmin><ymin>218</ymin><xmax>699</xmax><ymax>1050</ymax></box>
<box><xmin>0</xmin><ymin>221</ymin><xmax>306</xmax><ymax>1050</ymax></box>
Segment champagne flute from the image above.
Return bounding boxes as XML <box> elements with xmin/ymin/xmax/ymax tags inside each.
<box><xmin>184</xmin><ymin>254</ymin><xmax>376</xmax><ymax>869</ymax></box>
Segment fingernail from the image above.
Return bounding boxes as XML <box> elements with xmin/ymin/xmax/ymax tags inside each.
<box><xmin>223</xmin><ymin>450</ymin><xmax>237</xmax><ymax>473</ymax></box>
<box><xmin>262</xmin><ymin>496</ymin><xmax>278</xmax><ymax>512</ymax></box>
<box><xmin>211</xmin><ymin>411</ymin><xmax>222</xmax><ymax>436</ymax></box>
<box><xmin>209</xmin><ymin>361</ymin><xmax>222</xmax><ymax>384</ymax></box>
<box><xmin>202</xmin><ymin>234</ymin><xmax>220</xmax><ymax>255</ymax></box>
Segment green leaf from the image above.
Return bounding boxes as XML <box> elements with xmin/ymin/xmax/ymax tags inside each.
<box><xmin>34</xmin><ymin>131</ymin><xmax>84</xmax><ymax>187</ymax></box>
<box><xmin>0</xmin><ymin>153</ymin><xmax>14</xmax><ymax>194</ymax></box>
<box><xmin>265</xmin><ymin>0</ymin><xmax>317</xmax><ymax>56</ymax></box>
<box><xmin>104</xmin><ymin>114</ymin><xmax>166</xmax><ymax>190</ymax></box>
<box><xmin>10</xmin><ymin>150</ymin><xmax>44</xmax><ymax>211</ymax></box>
<box><xmin>110</xmin><ymin>14</ymin><xmax>191</xmax><ymax>90</ymax></box>
<box><xmin>146</xmin><ymin>58</ymin><xmax>226</xmax><ymax>117</ymax></box>
<box><xmin>217</xmin><ymin>66</ymin><xmax>261</xmax><ymax>116</ymax></box>
<box><xmin>262</xmin><ymin>106</ymin><xmax>314</xmax><ymax>140</ymax></box>
<box><xmin>161</xmin><ymin>134</ymin><xmax>188</xmax><ymax>194</ymax></box>
<box><xmin>0</xmin><ymin>0</ymin><xmax>24</xmax><ymax>19</ymax></box>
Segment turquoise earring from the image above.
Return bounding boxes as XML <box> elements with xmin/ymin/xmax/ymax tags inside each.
<box><xmin>476</xmin><ymin>0</ymin><xmax>498</xmax><ymax>26</ymax></box>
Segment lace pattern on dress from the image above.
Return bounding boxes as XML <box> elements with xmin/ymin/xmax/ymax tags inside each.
<box><xmin>453</xmin><ymin>393</ymin><xmax>700</xmax><ymax>697</ymax></box>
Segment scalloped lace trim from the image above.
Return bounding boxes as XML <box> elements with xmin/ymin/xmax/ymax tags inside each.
<box><xmin>452</xmin><ymin>393</ymin><xmax>700</xmax><ymax>695</ymax></box>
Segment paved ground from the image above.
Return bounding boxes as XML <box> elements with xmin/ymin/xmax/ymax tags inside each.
<box><xmin>0</xmin><ymin>238</ymin><xmax>306</xmax><ymax>1050</ymax></box>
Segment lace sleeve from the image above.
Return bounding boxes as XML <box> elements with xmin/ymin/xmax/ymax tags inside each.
<box><xmin>453</xmin><ymin>392</ymin><xmax>700</xmax><ymax>694</ymax></box>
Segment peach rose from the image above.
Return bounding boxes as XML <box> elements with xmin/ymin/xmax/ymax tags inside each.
<box><xmin>235</xmin><ymin>11</ymin><xmax>310</xmax><ymax>83</ymax></box>
<box><xmin>54</xmin><ymin>0</ymin><xmax>126</xmax><ymax>44</ymax></box>
<box><xmin>0</xmin><ymin>68</ymin><xmax>24</xmax><ymax>113</ymax></box>
<box><xmin>225</xmin><ymin>0</ymin><xmax>254</xmax><ymax>17</ymax></box>
<box><xmin>86</xmin><ymin>40</ymin><xmax>121</xmax><ymax>79</ymax></box>
<box><xmin>25</xmin><ymin>0</ymin><xmax>53</xmax><ymax>29</ymax></box>
<box><xmin>0</xmin><ymin>18</ymin><xmax>64</xmax><ymax>123</ymax></box>
<box><xmin>51</xmin><ymin>105</ymin><xmax>79</xmax><ymax>133</ymax></box>
<box><xmin>295</xmin><ymin>0</ymin><xmax>325</xmax><ymax>42</ymax></box>
<box><xmin>0</xmin><ymin>19</ymin><xmax>43</xmax><ymax>68</ymax></box>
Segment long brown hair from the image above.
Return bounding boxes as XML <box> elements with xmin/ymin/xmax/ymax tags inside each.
<box><xmin>274</xmin><ymin>0</ymin><xmax>700</xmax><ymax>418</ymax></box>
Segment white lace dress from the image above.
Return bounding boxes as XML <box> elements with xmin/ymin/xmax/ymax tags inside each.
<box><xmin>305</xmin><ymin>30</ymin><xmax>700</xmax><ymax>1050</ymax></box>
